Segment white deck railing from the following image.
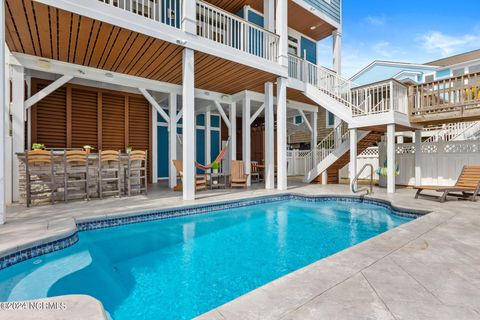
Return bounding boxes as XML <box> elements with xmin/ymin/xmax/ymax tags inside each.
<box><xmin>351</xmin><ymin>79</ymin><xmax>408</xmax><ymax>117</ymax></box>
<box><xmin>98</xmin><ymin>1</ymin><xmax>279</xmax><ymax>62</ymax></box>
<box><xmin>196</xmin><ymin>1</ymin><xmax>279</xmax><ymax>62</ymax></box>
<box><xmin>99</xmin><ymin>0</ymin><xmax>182</xmax><ymax>28</ymax></box>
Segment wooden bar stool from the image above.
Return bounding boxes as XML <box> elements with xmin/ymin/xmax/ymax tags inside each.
<box><xmin>124</xmin><ymin>150</ymin><xmax>148</xmax><ymax>196</ymax></box>
<box><xmin>25</xmin><ymin>149</ymin><xmax>55</xmax><ymax>207</ymax></box>
<box><xmin>63</xmin><ymin>150</ymin><xmax>89</xmax><ymax>202</ymax></box>
<box><xmin>98</xmin><ymin>150</ymin><xmax>121</xmax><ymax>199</ymax></box>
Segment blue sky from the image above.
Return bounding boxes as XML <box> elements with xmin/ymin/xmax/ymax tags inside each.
<box><xmin>318</xmin><ymin>0</ymin><xmax>480</xmax><ymax>78</ymax></box>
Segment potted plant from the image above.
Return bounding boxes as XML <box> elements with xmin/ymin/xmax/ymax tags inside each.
<box><xmin>83</xmin><ymin>145</ymin><xmax>94</xmax><ymax>154</ymax></box>
<box><xmin>211</xmin><ymin>161</ymin><xmax>219</xmax><ymax>174</ymax></box>
<box><xmin>32</xmin><ymin>143</ymin><xmax>45</xmax><ymax>151</ymax></box>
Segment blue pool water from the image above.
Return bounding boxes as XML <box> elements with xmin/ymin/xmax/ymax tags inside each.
<box><xmin>0</xmin><ymin>199</ymin><xmax>412</xmax><ymax>319</ymax></box>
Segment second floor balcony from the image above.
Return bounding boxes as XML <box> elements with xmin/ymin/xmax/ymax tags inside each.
<box><xmin>99</xmin><ymin>0</ymin><xmax>280</xmax><ymax>63</ymax></box>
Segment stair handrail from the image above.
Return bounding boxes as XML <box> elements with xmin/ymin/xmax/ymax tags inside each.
<box><xmin>424</xmin><ymin>121</ymin><xmax>479</xmax><ymax>143</ymax></box>
<box><xmin>351</xmin><ymin>163</ymin><xmax>374</xmax><ymax>195</ymax></box>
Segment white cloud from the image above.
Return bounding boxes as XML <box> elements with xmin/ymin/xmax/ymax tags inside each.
<box><xmin>365</xmin><ymin>15</ymin><xmax>386</xmax><ymax>26</ymax></box>
<box><xmin>372</xmin><ymin>41</ymin><xmax>394</xmax><ymax>58</ymax></box>
<box><xmin>421</xmin><ymin>31</ymin><xmax>480</xmax><ymax>56</ymax></box>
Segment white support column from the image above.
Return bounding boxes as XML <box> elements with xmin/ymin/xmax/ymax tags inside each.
<box><xmin>349</xmin><ymin>128</ymin><xmax>358</xmax><ymax>190</ymax></box>
<box><xmin>321</xmin><ymin>171</ymin><xmax>327</xmax><ymax>185</ymax></box>
<box><xmin>332</xmin><ymin>30</ymin><xmax>342</xmax><ymax>74</ymax></box>
<box><xmin>168</xmin><ymin>92</ymin><xmax>177</xmax><ymax>188</ymax></box>
<box><xmin>242</xmin><ymin>96</ymin><xmax>251</xmax><ymax>186</ymax></box>
<box><xmin>264</xmin><ymin>82</ymin><xmax>274</xmax><ymax>189</ymax></box>
<box><xmin>276</xmin><ymin>77</ymin><xmax>288</xmax><ymax>190</ymax></box>
<box><xmin>387</xmin><ymin>124</ymin><xmax>396</xmax><ymax>193</ymax></box>
<box><xmin>205</xmin><ymin>110</ymin><xmax>211</xmax><ymax>166</ymax></box>
<box><xmin>182</xmin><ymin>0</ymin><xmax>197</xmax><ymax>35</ymax></box>
<box><xmin>414</xmin><ymin>130</ymin><xmax>422</xmax><ymax>186</ymax></box>
<box><xmin>275</xmin><ymin>0</ymin><xmax>288</xmax><ymax>67</ymax></box>
<box><xmin>11</xmin><ymin>65</ymin><xmax>24</xmax><ymax>203</ymax></box>
<box><xmin>0</xmin><ymin>1</ymin><xmax>5</xmax><ymax>224</ymax></box>
<box><xmin>264</xmin><ymin>0</ymin><xmax>275</xmax><ymax>32</ymax></box>
<box><xmin>182</xmin><ymin>48</ymin><xmax>195</xmax><ymax>200</ymax></box>
<box><xmin>151</xmin><ymin>106</ymin><xmax>158</xmax><ymax>183</ymax></box>
<box><xmin>310</xmin><ymin>111</ymin><xmax>318</xmax><ymax>166</ymax></box>
<box><xmin>229</xmin><ymin>102</ymin><xmax>237</xmax><ymax>161</ymax></box>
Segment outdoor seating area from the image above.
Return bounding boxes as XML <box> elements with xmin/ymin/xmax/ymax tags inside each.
<box><xmin>21</xmin><ymin>149</ymin><xmax>148</xmax><ymax>206</ymax></box>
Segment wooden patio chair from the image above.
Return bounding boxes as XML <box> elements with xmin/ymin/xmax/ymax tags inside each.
<box><xmin>63</xmin><ymin>150</ymin><xmax>89</xmax><ymax>202</ymax></box>
<box><xmin>98</xmin><ymin>150</ymin><xmax>122</xmax><ymax>199</ymax></box>
<box><xmin>251</xmin><ymin>161</ymin><xmax>262</xmax><ymax>183</ymax></box>
<box><xmin>124</xmin><ymin>150</ymin><xmax>148</xmax><ymax>196</ymax></box>
<box><xmin>414</xmin><ymin>165</ymin><xmax>480</xmax><ymax>202</ymax></box>
<box><xmin>25</xmin><ymin>149</ymin><xmax>56</xmax><ymax>207</ymax></box>
<box><xmin>231</xmin><ymin>160</ymin><xmax>249</xmax><ymax>188</ymax></box>
<box><xmin>172</xmin><ymin>159</ymin><xmax>207</xmax><ymax>191</ymax></box>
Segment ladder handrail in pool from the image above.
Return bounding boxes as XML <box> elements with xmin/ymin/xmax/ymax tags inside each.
<box><xmin>351</xmin><ymin>164</ymin><xmax>374</xmax><ymax>195</ymax></box>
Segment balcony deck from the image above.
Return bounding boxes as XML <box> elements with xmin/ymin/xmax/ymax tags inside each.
<box><xmin>409</xmin><ymin>72</ymin><xmax>480</xmax><ymax>125</ymax></box>
<box><xmin>5</xmin><ymin>0</ymin><xmax>280</xmax><ymax>95</ymax></box>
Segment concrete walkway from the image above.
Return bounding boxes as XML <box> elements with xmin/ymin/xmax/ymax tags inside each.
<box><xmin>1</xmin><ymin>182</ymin><xmax>479</xmax><ymax>320</ymax></box>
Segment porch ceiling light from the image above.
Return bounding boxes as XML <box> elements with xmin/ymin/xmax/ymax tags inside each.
<box><xmin>37</xmin><ymin>59</ymin><xmax>50</xmax><ymax>69</ymax></box>
<box><xmin>176</xmin><ymin>39</ymin><xmax>187</xmax><ymax>45</ymax></box>
<box><xmin>221</xmin><ymin>95</ymin><xmax>229</xmax><ymax>101</ymax></box>
<box><xmin>310</xmin><ymin>26</ymin><xmax>317</xmax><ymax>30</ymax></box>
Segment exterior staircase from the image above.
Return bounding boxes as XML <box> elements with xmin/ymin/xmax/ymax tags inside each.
<box><xmin>424</xmin><ymin>121</ymin><xmax>480</xmax><ymax>142</ymax></box>
<box><xmin>289</xmin><ymin>54</ymin><xmax>403</xmax><ymax>184</ymax></box>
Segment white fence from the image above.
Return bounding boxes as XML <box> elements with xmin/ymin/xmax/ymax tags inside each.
<box><xmin>380</xmin><ymin>140</ymin><xmax>480</xmax><ymax>186</ymax></box>
<box><xmin>339</xmin><ymin>147</ymin><xmax>380</xmax><ymax>179</ymax></box>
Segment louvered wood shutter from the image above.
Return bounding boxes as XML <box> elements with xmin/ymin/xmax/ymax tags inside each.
<box><xmin>128</xmin><ymin>96</ymin><xmax>152</xmax><ymax>181</ymax></box>
<box><xmin>34</xmin><ymin>83</ymin><xmax>67</xmax><ymax>148</ymax></box>
<box><xmin>71</xmin><ymin>88</ymin><xmax>98</xmax><ymax>149</ymax></box>
<box><xmin>102</xmin><ymin>93</ymin><xmax>125</xmax><ymax>151</ymax></box>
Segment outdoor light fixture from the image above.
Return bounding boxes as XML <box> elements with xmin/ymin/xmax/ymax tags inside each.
<box><xmin>37</xmin><ymin>59</ymin><xmax>50</xmax><ymax>69</ymax></box>
<box><xmin>176</xmin><ymin>39</ymin><xmax>187</xmax><ymax>45</ymax></box>
<box><xmin>221</xmin><ymin>95</ymin><xmax>229</xmax><ymax>101</ymax></box>
<box><xmin>310</xmin><ymin>26</ymin><xmax>317</xmax><ymax>30</ymax></box>
<box><xmin>105</xmin><ymin>73</ymin><xmax>114</xmax><ymax>78</ymax></box>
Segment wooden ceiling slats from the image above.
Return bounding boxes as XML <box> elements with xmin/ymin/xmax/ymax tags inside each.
<box><xmin>74</xmin><ymin>17</ymin><xmax>95</xmax><ymax>65</ymax></box>
<box><xmin>23</xmin><ymin>0</ymin><xmax>42</xmax><ymax>56</ymax></box>
<box><xmin>32</xmin><ymin>2</ymin><xmax>52</xmax><ymax>59</ymax></box>
<box><xmin>6</xmin><ymin>0</ymin><xmax>289</xmax><ymax>96</ymax></box>
<box><xmin>7</xmin><ymin>1</ymin><xmax>35</xmax><ymax>55</ymax></box>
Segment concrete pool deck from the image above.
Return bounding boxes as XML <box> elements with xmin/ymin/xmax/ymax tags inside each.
<box><xmin>0</xmin><ymin>181</ymin><xmax>479</xmax><ymax>319</ymax></box>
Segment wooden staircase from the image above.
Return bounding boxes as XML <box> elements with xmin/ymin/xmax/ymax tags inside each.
<box><xmin>312</xmin><ymin>131</ymin><xmax>383</xmax><ymax>184</ymax></box>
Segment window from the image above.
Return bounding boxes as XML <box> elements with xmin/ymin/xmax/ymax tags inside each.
<box><xmin>468</xmin><ymin>65</ymin><xmax>480</xmax><ymax>74</ymax></box>
<box><xmin>288</xmin><ymin>35</ymin><xmax>299</xmax><ymax>56</ymax></box>
<box><xmin>326</xmin><ymin>111</ymin><xmax>334</xmax><ymax>128</ymax></box>
<box><xmin>293</xmin><ymin>115</ymin><xmax>303</xmax><ymax>125</ymax></box>
<box><xmin>424</xmin><ymin>74</ymin><xmax>434</xmax><ymax>83</ymax></box>
<box><xmin>452</xmin><ymin>68</ymin><xmax>465</xmax><ymax>77</ymax></box>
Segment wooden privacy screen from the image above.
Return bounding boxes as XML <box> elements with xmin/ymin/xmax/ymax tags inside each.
<box><xmin>30</xmin><ymin>79</ymin><xmax>152</xmax><ymax>182</ymax></box>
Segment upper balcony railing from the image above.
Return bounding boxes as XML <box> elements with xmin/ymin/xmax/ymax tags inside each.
<box><xmin>196</xmin><ymin>1</ymin><xmax>279</xmax><ymax>62</ymax></box>
<box><xmin>409</xmin><ymin>71</ymin><xmax>480</xmax><ymax>123</ymax></box>
<box><xmin>351</xmin><ymin>79</ymin><xmax>408</xmax><ymax>117</ymax></box>
<box><xmin>99</xmin><ymin>0</ymin><xmax>181</xmax><ymax>28</ymax></box>
<box><xmin>98</xmin><ymin>0</ymin><xmax>280</xmax><ymax>63</ymax></box>
<box><xmin>288</xmin><ymin>54</ymin><xmax>408</xmax><ymax>118</ymax></box>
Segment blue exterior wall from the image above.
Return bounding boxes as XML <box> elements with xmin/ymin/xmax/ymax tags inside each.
<box><xmin>300</xmin><ymin>37</ymin><xmax>317</xmax><ymax>64</ymax></box>
<box><xmin>157</xmin><ymin>112</ymin><xmax>221</xmax><ymax>179</ymax></box>
<box><xmin>304</xmin><ymin>0</ymin><xmax>341</xmax><ymax>24</ymax></box>
<box><xmin>351</xmin><ymin>64</ymin><xmax>437</xmax><ymax>85</ymax></box>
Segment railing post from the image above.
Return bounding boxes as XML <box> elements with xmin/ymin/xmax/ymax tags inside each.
<box><xmin>275</xmin><ymin>0</ymin><xmax>288</xmax><ymax>68</ymax></box>
<box><xmin>182</xmin><ymin>0</ymin><xmax>197</xmax><ymax>34</ymax></box>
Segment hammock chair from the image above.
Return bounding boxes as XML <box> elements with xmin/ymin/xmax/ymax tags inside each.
<box><xmin>195</xmin><ymin>140</ymin><xmax>230</xmax><ymax>171</ymax></box>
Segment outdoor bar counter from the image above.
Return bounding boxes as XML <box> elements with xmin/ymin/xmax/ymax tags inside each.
<box><xmin>16</xmin><ymin>150</ymin><xmax>144</xmax><ymax>206</ymax></box>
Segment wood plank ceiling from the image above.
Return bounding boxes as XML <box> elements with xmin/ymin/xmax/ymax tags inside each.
<box><xmin>5</xmin><ymin>0</ymin><xmax>278</xmax><ymax>95</ymax></box>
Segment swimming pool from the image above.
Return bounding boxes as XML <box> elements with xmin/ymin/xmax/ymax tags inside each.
<box><xmin>0</xmin><ymin>196</ymin><xmax>417</xmax><ymax>320</ymax></box>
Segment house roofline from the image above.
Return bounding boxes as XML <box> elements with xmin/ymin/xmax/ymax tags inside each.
<box><xmin>349</xmin><ymin>60</ymin><xmax>438</xmax><ymax>81</ymax></box>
